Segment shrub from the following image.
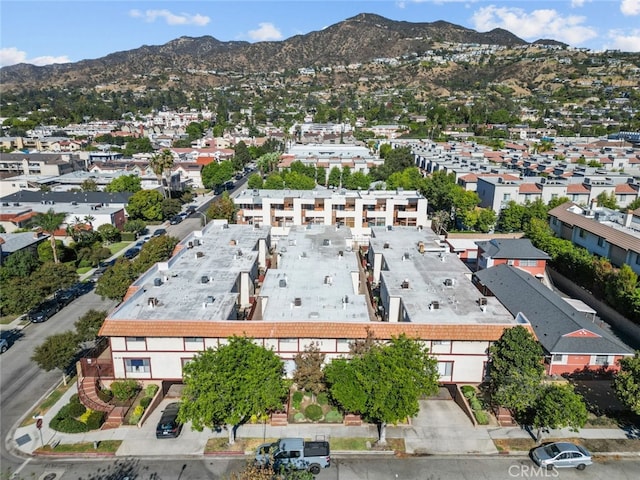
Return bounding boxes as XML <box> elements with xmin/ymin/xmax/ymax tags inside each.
<box><xmin>85</xmin><ymin>410</ymin><xmax>105</xmax><ymax>430</ymax></box>
<box><xmin>304</xmin><ymin>404</ymin><xmax>323</xmax><ymax>422</ymax></box>
<box><xmin>67</xmin><ymin>400</ymin><xmax>87</xmax><ymax>417</ymax></box>
<box><xmin>145</xmin><ymin>384</ymin><xmax>159</xmax><ymax>397</ymax></box>
<box><xmin>469</xmin><ymin>397</ymin><xmax>482</xmax><ymax>411</ymax></box>
<box><xmin>140</xmin><ymin>396</ymin><xmax>152</xmax><ymax>409</ymax></box>
<box><xmin>110</xmin><ymin>380</ymin><xmax>140</xmax><ymax>401</ymax></box>
<box><xmin>461</xmin><ymin>385</ymin><xmax>476</xmax><ymax>399</ymax></box>
<box><xmin>292</xmin><ymin>391</ymin><xmax>304</xmax><ymax>403</ymax></box>
<box><xmin>69</xmin><ymin>393</ymin><xmax>81</xmax><ymax>404</ymax></box>
<box><xmin>474</xmin><ymin>410</ymin><xmax>489</xmax><ymax>425</ymax></box>
<box><xmin>129</xmin><ymin>405</ymin><xmax>145</xmax><ymax>425</ymax></box>
<box><xmin>304</xmin><ymin>390</ymin><xmax>313</xmax><ymax>398</ymax></box>
<box><xmin>317</xmin><ymin>392</ymin><xmax>329</xmax><ymax>406</ymax></box>
<box><xmin>324</xmin><ymin>409</ymin><xmax>343</xmax><ymax>423</ymax></box>
<box><xmin>97</xmin><ymin>388</ymin><xmax>113</xmax><ymax>403</ymax></box>
<box><xmin>293</xmin><ymin>412</ymin><xmax>306</xmax><ymax>422</ymax></box>
<box><xmin>50</xmin><ymin>415</ymin><xmax>89</xmax><ymax>433</ymax></box>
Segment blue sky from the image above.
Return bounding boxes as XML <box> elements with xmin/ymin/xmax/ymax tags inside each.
<box><xmin>1</xmin><ymin>0</ymin><xmax>639</xmax><ymax>68</ymax></box>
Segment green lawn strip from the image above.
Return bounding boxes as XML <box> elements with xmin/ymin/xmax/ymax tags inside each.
<box><xmin>0</xmin><ymin>314</ymin><xmax>19</xmax><ymax>325</ymax></box>
<box><xmin>36</xmin><ymin>440</ymin><xmax>121</xmax><ymax>454</ymax></box>
<box><xmin>20</xmin><ymin>377</ymin><xmax>76</xmax><ymax>427</ymax></box>
<box><xmin>108</xmin><ymin>241</ymin><xmax>131</xmax><ymax>254</ymax></box>
<box><xmin>493</xmin><ymin>437</ymin><xmax>640</xmax><ymax>453</ymax></box>
<box><xmin>77</xmin><ymin>266</ymin><xmax>92</xmax><ymax>275</ymax></box>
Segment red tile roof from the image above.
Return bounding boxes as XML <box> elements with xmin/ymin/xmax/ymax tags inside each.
<box><xmin>518</xmin><ymin>183</ymin><xmax>541</xmax><ymax>194</ymax></box>
<box><xmin>99</xmin><ymin>320</ymin><xmax>518</xmax><ymax>341</ymax></box>
<box><xmin>566</xmin><ymin>184</ymin><xmax>590</xmax><ymax>194</ymax></box>
<box><xmin>615</xmin><ymin>183</ymin><xmax>638</xmax><ymax>194</ymax></box>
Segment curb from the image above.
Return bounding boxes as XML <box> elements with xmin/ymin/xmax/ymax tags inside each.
<box><xmin>33</xmin><ymin>451</ymin><xmax>116</xmax><ymax>458</ymax></box>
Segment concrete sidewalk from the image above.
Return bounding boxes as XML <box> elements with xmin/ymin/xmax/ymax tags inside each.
<box><xmin>8</xmin><ymin>382</ymin><xmax>638</xmax><ymax>459</ymax></box>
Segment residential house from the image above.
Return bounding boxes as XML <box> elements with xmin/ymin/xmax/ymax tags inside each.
<box><xmin>475</xmin><ymin>238</ymin><xmax>550</xmax><ymax>277</ymax></box>
<box><xmin>474</xmin><ymin>264</ymin><xmax>634</xmax><ymax>375</ymax></box>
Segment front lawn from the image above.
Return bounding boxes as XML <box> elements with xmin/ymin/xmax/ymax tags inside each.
<box><xmin>35</xmin><ymin>440</ymin><xmax>121</xmax><ymax>454</ymax></box>
<box><xmin>108</xmin><ymin>241</ymin><xmax>131</xmax><ymax>254</ymax></box>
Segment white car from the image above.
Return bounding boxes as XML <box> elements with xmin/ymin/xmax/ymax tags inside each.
<box><xmin>531</xmin><ymin>442</ymin><xmax>592</xmax><ymax>470</ymax></box>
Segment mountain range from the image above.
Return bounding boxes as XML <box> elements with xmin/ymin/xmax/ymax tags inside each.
<box><xmin>1</xmin><ymin>13</ymin><xmax>568</xmax><ymax>92</ymax></box>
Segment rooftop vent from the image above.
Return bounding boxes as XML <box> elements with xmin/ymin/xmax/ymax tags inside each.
<box><xmin>338</xmin><ymin>250</ymin><xmax>343</xmax><ymax>257</ymax></box>
<box><xmin>187</xmin><ymin>241</ymin><xmax>194</xmax><ymax>249</ymax></box>
<box><xmin>324</xmin><ymin>275</ymin><xmax>333</xmax><ymax>285</ymax></box>
<box><xmin>229</xmin><ymin>239</ymin><xmax>237</xmax><ymax>246</ymax></box>
<box><xmin>383</xmin><ymin>242</ymin><xmax>390</xmax><ymax>249</ymax></box>
<box><xmin>253</xmin><ymin>223</ymin><xmax>261</xmax><ymax>229</ymax></box>
<box><xmin>201</xmin><ymin>275</ymin><xmax>210</xmax><ymax>284</ymax></box>
<box><xmin>196</xmin><ymin>251</ymin><xmax>204</xmax><ymax>258</ymax></box>
<box><xmin>401</xmin><ymin>279</ymin><xmax>410</xmax><ymax>289</ymax></box>
<box><xmin>387</xmin><ymin>225</ymin><xmax>393</xmax><ymax>231</ymax></box>
<box><xmin>279</xmin><ymin>278</ymin><xmax>287</xmax><ymax>288</ymax></box>
<box><xmin>300</xmin><ymin>251</ymin><xmax>308</xmax><ymax>259</ymax></box>
<box><xmin>148</xmin><ymin>297</ymin><xmax>158</xmax><ymax>308</ymax></box>
<box><xmin>153</xmin><ymin>278</ymin><xmax>162</xmax><ymax>287</ymax></box>
<box><xmin>418</xmin><ymin>241</ymin><xmax>425</xmax><ymax>253</ymax></box>
<box><xmin>322</xmin><ymin>239</ymin><xmax>331</xmax><ymax>246</ymax></box>
<box><xmin>222</xmin><ymin>223</ymin><xmax>229</xmax><ymax>229</ymax></box>
<box><xmin>478</xmin><ymin>297</ymin><xmax>488</xmax><ymax>306</ymax></box>
<box><xmin>294</xmin><ymin>297</ymin><xmax>302</xmax><ymax>307</ymax></box>
<box><xmin>342</xmin><ymin>295</ymin><xmax>349</xmax><ymax>304</ymax></box>
<box><xmin>206</xmin><ymin>295</ymin><xmax>215</xmax><ymax>304</ymax></box>
<box><xmin>194</xmin><ymin>239</ymin><xmax>201</xmax><ymax>246</ymax></box>
<box><xmin>444</xmin><ymin>278</ymin><xmax>454</xmax><ymax>287</ymax></box>
<box><xmin>430</xmin><ymin>301</ymin><xmax>440</xmax><ymax>310</ymax></box>
<box><xmin>403</xmin><ymin>252</ymin><xmax>410</xmax><ymax>261</ymax></box>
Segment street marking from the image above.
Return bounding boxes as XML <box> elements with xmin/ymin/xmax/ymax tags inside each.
<box><xmin>10</xmin><ymin>457</ymin><xmax>31</xmax><ymax>479</ymax></box>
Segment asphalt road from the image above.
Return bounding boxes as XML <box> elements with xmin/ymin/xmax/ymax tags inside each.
<box><xmin>5</xmin><ymin>455</ymin><xmax>640</xmax><ymax>480</ymax></box>
<box><xmin>0</xmin><ymin>289</ymin><xmax>117</xmax><ymax>476</ymax></box>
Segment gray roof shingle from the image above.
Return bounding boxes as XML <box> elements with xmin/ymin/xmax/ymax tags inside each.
<box><xmin>474</xmin><ymin>264</ymin><xmax>633</xmax><ymax>355</ymax></box>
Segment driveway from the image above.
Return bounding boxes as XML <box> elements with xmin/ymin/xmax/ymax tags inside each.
<box><xmin>115</xmin><ymin>398</ymin><xmax>208</xmax><ymax>457</ymax></box>
<box><xmin>397</xmin><ymin>389</ymin><xmax>498</xmax><ymax>455</ymax></box>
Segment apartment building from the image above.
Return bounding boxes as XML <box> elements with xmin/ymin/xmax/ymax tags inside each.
<box><xmin>234</xmin><ymin>188</ymin><xmax>430</xmax><ymax>238</ymax></box>
<box><xmin>96</xmin><ymin>222</ymin><xmax>522</xmax><ymax>385</ymax></box>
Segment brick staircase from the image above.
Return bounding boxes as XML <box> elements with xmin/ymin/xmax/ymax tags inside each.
<box><xmin>77</xmin><ymin>377</ymin><xmax>120</xmax><ymax>429</ymax></box>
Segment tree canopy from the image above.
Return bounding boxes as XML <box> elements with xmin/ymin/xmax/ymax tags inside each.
<box><xmin>105</xmin><ymin>174</ymin><xmax>141</xmax><ymax>193</ymax></box>
<box><xmin>126</xmin><ymin>189</ymin><xmax>164</xmax><ymax>221</ymax></box>
<box><xmin>31</xmin><ymin>330</ymin><xmax>79</xmax><ymax>384</ymax></box>
<box><xmin>292</xmin><ymin>342</ymin><xmax>326</xmax><ymax>395</ymax></box>
<box><xmin>488</xmin><ymin>326</ymin><xmax>544</xmax><ymax>416</ymax></box>
<box><xmin>613</xmin><ymin>352</ymin><xmax>640</xmax><ymax>415</ymax></box>
<box><xmin>32</xmin><ymin>208</ymin><xmax>67</xmax><ymax>263</ymax></box>
<box><xmin>531</xmin><ymin>383</ymin><xmax>588</xmax><ymax>441</ymax></box>
<box><xmin>179</xmin><ymin>336</ymin><xmax>288</xmax><ymax>444</ymax></box>
<box><xmin>324</xmin><ymin>334</ymin><xmax>439</xmax><ymax>444</ymax></box>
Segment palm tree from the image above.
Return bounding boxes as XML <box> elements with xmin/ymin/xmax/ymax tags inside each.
<box><xmin>34</xmin><ymin>208</ymin><xmax>67</xmax><ymax>263</ymax></box>
<box><xmin>149</xmin><ymin>149</ymin><xmax>175</xmax><ymax>199</ymax></box>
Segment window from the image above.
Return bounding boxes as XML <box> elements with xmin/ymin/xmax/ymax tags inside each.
<box><xmin>432</xmin><ymin>340</ymin><xmax>450</xmax><ymax>346</ymax></box>
<box><xmin>502</xmin><ymin>193</ymin><xmax>511</xmax><ymax>201</ymax></box>
<box><xmin>578</xmin><ymin>228</ymin><xmax>586</xmax><ymax>238</ymax></box>
<box><xmin>597</xmin><ymin>237</ymin><xmax>605</xmax><ymax>247</ymax></box>
<box><xmin>126</xmin><ymin>337</ymin><xmax>144</xmax><ymax>342</ymax></box>
<box><xmin>437</xmin><ymin>361</ymin><xmax>453</xmax><ymax>377</ymax></box>
<box><xmin>594</xmin><ymin>355</ymin><xmax>609</xmax><ymax>366</ymax></box>
<box><xmin>185</xmin><ymin>337</ymin><xmax>203</xmax><ymax>343</ymax></box>
<box><xmin>552</xmin><ymin>354</ymin><xmax>565</xmax><ymax>363</ymax></box>
<box><xmin>552</xmin><ymin>218</ymin><xmax>557</xmax><ymax>226</ymax></box>
<box><xmin>520</xmin><ymin>259</ymin><xmax>538</xmax><ymax>267</ymax></box>
<box><xmin>125</xmin><ymin>358</ymin><xmax>150</xmax><ymax>373</ymax></box>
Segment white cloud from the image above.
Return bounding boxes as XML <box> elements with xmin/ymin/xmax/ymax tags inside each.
<box><xmin>0</xmin><ymin>47</ymin><xmax>70</xmax><ymax>67</ymax></box>
<box><xmin>571</xmin><ymin>0</ymin><xmax>586</xmax><ymax>7</ymax></box>
<box><xmin>129</xmin><ymin>9</ymin><xmax>210</xmax><ymax>26</ymax></box>
<box><xmin>471</xmin><ymin>5</ymin><xmax>597</xmax><ymax>46</ymax></box>
<box><xmin>247</xmin><ymin>23</ymin><xmax>283</xmax><ymax>42</ymax></box>
<box><xmin>605</xmin><ymin>29</ymin><xmax>640</xmax><ymax>51</ymax></box>
<box><xmin>620</xmin><ymin>0</ymin><xmax>640</xmax><ymax>15</ymax></box>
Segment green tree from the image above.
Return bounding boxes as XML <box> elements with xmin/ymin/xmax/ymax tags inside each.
<box><xmin>97</xmin><ymin>224</ymin><xmax>121</xmax><ymax>244</ymax></box>
<box><xmin>247</xmin><ymin>173</ymin><xmax>263</xmax><ymax>189</ymax></box>
<box><xmin>105</xmin><ymin>174</ymin><xmax>142</xmax><ymax>193</ymax></box>
<box><xmin>161</xmin><ymin>198</ymin><xmax>182</xmax><ymax>220</ymax></box>
<box><xmin>126</xmin><ymin>190</ymin><xmax>164</xmax><ymax>221</ymax></box>
<box><xmin>122</xmin><ymin>219</ymin><xmax>147</xmax><ymax>236</ymax></box>
<box><xmin>33</xmin><ymin>209</ymin><xmax>67</xmax><ymax>263</ymax></box>
<box><xmin>596</xmin><ymin>191</ymin><xmax>618</xmax><ymax>209</ymax></box>
<box><xmin>497</xmin><ymin>201</ymin><xmax>527</xmax><ymax>232</ymax></box>
<box><xmin>95</xmin><ymin>259</ymin><xmax>137</xmax><ymax>301</ymax></box>
<box><xmin>206</xmin><ymin>192</ymin><xmax>237</xmax><ymax>223</ymax></box>
<box><xmin>74</xmin><ymin>309</ymin><xmax>107</xmax><ymax>343</ymax></box>
<box><xmin>201</xmin><ymin>160</ymin><xmax>234</xmax><ymax>189</ymax></box>
<box><xmin>531</xmin><ymin>384</ymin><xmax>588</xmax><ymax>442</ymax></box>
<box><xmin>233</xmin><ymin>141</ymin><xmax>252</xmax><ymax>170</ymax></box>
<box><xmin>33</xmin><ymin>261</ymin><xmax>78</xmax><ymax>296</ymax></box>
<box><xmin>31</xmin><ymin>330</ymin><xmax>79</xmax><ymax>385</ymax></box>
<box><xmin>263</xmin><ymin>173</ymin><xmax>285</xmax><ymax>190</ymax></box>
<box><xmin>488</xmin><ymin>326</ymin><xmax>545</xmax><ymax>417</ymax></box>
<box><xmin>327</xmin><ymin>167</ymin><xmax>342</xmax><ymax>188</ymax></box>
<box><xmin>283</xmin><ymin>171</ymin><xmax>315</xmax><ymax>190</ymax></box>
<box><xmin>325</xmin><ymin>334</ymin><xmax>439</xmax><ymax>444</ymax></box>
<box><xmin>123</xmin><ymin>136</ymin><xmax>153</xmax><ymax>156</ymax></box>
<box><xmin>613</xmin><ymin>352</ymin><xmax>640</xmax><ymax>415</ymax></box>
<box><xmin>179</xmin><ymin>336</ymin><xmax>288</xmax><ymax>444</ymax></box>
<box><xmin>80</xmin><ymin>178</ymin><xmax>99</xmax><ymax>192</ymax></box>
<box><xmin>256</xmin><ymin>152</ymin><xmax>280</xmax><ymax>175</ymax></box>
<box><xmin>133</xmin><ymin>235</ymin><xmax>179</xmax><ymax>273</ymax></box>
<box><xmin>292</xmin><ymin>342</ymin><xmax>326</xmax><ymax>396</ymax></box>
<box><xmin>149</xmin><ymin>148</ymin><xmax>175</xmax><ymax>198</ymax></box>
<box><xmin>0</xmin><ymin>249</ymin><xmax>41</xmax><ymax>280</ymax></box>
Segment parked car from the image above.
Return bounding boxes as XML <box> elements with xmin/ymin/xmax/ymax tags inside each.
<box><xmin>169</xmin><ymin>216</ymin><xmax>183</xmax><ymax>225</ymax></box>
<box><xmin>152</xmin><ymin>228</ymin><xmax>167</xmax><ymax>237</ymax></box>
<box><xmin>531</xmin><ymin>442</ymin><xmax>592</xmax><ymax>470</ymax></box>
<box><xmin>29</xmin><ymin>300</ymin><xmax>60</xmax><ymax>323</ymax></box>
<box><xmin>55</xmin><ymin>287</ymin><xmax>79</xmax><ymax>306</ymax></box>
<box><xmin>0</xmin><ymin>338</ymin><xmax>9</xmax><ymax>354</ymax></box>
<box><xmin>124</xmin><ymin>247</ymin><xmax>141</xmax><ymax>260</ymax></box>
<box><xmin>156</xmin><ymin>402</ymin><xmax>183</xmax><ymax>438</ymax></box>
<box><xmin>185</xmin><ymin>205</ymin><xmax>197</xmax><ymax>215</ymax></box>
